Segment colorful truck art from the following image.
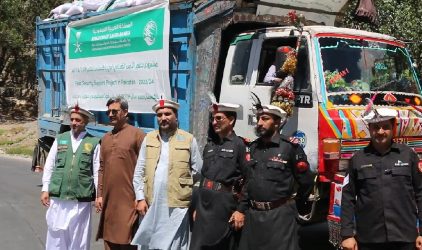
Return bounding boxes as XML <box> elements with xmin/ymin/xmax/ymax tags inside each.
<box><xmin>319</xmin><ymin>104</ymin><xmax>422</xmax><ymax>140</ymax></box>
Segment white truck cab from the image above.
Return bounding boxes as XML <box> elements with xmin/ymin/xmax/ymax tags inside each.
<box><xmin>218</xmin><ymin>25</ymin><xmax>422</xmax><ymax>234</ymax></box>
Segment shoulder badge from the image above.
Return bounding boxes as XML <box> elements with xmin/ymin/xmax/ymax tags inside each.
<box><xmin>281</xmin><ymin>135</ymin><xmax>299</xmax><ymax>145</ymax></box>
<box><xmin>237</xmin><ymin>136</ymin><xmax>251</xmax><ymax>144</ymax></box>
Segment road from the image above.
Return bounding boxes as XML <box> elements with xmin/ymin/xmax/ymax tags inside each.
<box><xmin>0</xmin><ymin>155</ymin><xmax>335</xmax><ymax>250</ymax></box>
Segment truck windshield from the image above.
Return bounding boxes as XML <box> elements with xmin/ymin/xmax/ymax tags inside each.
<box><xmin>318</xmin><ymin>36</ymin><xmax>420</xmax><ymax>96</ymax></box>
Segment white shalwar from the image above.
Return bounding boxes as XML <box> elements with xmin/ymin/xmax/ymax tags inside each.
<box><xmin>42</xmin><ymin>130</ymin><xmax>100</xmax><ymax>250</ymax></box>
<box><xmin>132</xmin><ymin>132</ymin><xmax>203</xmax><ymax>250</ymax></box>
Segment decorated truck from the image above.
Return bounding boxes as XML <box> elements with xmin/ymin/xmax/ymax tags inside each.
<box><xmin>215</xmin><ymin>15</ymin><xmax>422</xmax><ymax>249</ymax></box>
<box><xmin>34</xmin><ymin>0</ymin><xmax>421</xmax><ymax>247</ymax></box>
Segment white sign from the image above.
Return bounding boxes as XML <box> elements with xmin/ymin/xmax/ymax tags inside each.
<box><xmin>65</xmin><ymin>1</ymin><xmax>171</xmax><ymax>113</ymax></box>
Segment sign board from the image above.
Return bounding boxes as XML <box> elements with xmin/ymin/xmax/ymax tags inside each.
<box><xmin>256</xmin><ymin>0</ymin><xmax>351</xmax><ymax>27</ymax></box>
<box><xmin>65</xmin><ymin>1</ymin><xmax>171</xmax><ymax>113</ymax></box>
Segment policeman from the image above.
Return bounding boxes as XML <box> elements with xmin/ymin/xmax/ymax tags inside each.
<box><xmin>190</xmin><ymin>92</ymin><xmax>249</xmax><ymax>250</ymax></box>
<box><xmin>341</xmin><ymin>108</ymin><xmax>422</xmax><ymax>250</ymax></box>
<box><xmin>238</xmin><ymin>97</ymin><xmax>315</xmax><ymax>250</ymax></box>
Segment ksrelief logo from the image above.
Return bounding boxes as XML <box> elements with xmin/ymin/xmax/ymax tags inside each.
<box><xmin>73</xmin><ymin>31</ymin><xmax>82</xmax><ymax>53</ymax></box>
<box><xmin>143</xmin><ymin>20</ymin><xmax>157</xmax><ymax>46</ymax></box>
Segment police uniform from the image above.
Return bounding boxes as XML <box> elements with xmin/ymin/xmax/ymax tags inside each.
<box><xmin>341</xmin><ymin>108</ymin><xmax>422</xmax><ymax>250</ymax></box>
<box><xmin>190</xmin><ymin>102</ymin><xmax>249</xmax><ymax>250</ymax></box>
<box><xmin>238</xmin><ymin>104</ymin><xmax>315</xmax><ymax>250</ymax></box>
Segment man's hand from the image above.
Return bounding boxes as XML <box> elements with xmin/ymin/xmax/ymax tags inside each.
<box><xmin>229</xmin><ymin>211</ymin><xmax>245</xmax><ymax>230</ymax></box>
<box><xmin>95</xmin><ymin>197</ymin><xmax>103</xmax><ymax>213</ymax></box>
<box><xmin>41</xmin><ymin>191</ymin><xmax>50</xmax><ymax>207</ymax></box>
<box><xmin>193</xmin><ymin>210</ymin><xmax>196</xmax><ymax>222</ymax></box>
<box><xmin>136</xmin><ymin>200</ymin><xmax>148</xmax><ymax>216</ymax></box>
<box><xmin>416</xmin><ymin>235</ymin><xmax>422</xmax><ymax>250</ymax></box>
<box><xmin>342</xmin><ymin>237</ymin><xmax>358</xmax><ymax>250</ymax></box>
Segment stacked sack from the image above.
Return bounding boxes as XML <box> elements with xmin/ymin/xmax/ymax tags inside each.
<box><xmin>45</xmin><ymin>0</ymin><xmax>163</xmax><ymax>21</ymax></box>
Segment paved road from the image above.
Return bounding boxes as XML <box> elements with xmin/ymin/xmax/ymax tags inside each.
<box><xmin>0</xmin><ymin>155</ymin><xmax>335</xmax><ymax>250</ymax></box>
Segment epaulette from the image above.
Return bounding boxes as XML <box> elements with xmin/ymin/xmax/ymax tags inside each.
<box><xmin>281</xmin><ymin>135</ymin><xmax>299</xmax><ymax>145</ymax></box>
<box><xmin>237</xmin><ymin>136</ymin><xmax>252</xmax><ymax>145</ymax></box>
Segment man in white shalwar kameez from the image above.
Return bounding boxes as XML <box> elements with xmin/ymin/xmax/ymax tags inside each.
<box><xmin>132</xmin><ymin>99</ymin><xmax>202</xmax><ymax>250</ymax></box>
<box><xmin>41</xmin><ymin>105</ymin><xmax>101</xmax><ymax>250</ymax></box>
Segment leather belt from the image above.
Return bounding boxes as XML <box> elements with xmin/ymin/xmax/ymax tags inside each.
<box><xmin>201</xmin><ymin>178</ymin><xmax>233</xmax><ymax>193</ymax></box>
<box><xmin>251</xmin><ymin>197</ymin><xmax>292</xmax><ymax>211</ymax></box>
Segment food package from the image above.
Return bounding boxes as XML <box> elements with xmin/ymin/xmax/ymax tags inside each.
<box><xmin>64</xmin><ymin>1</ymin><xmax>84</xmax><ymax>16</ymax></box>
<box><xmin>108</xmin><ymin>0</ymin><xmax>134</xmax><ymax>9</ymax></box>
<box><xmin>83</xmin><ymin>0</ymin><xmax>110</xmax><ymax>12</ymax></box>
<box><xmin>50</xmin><ymin>3</ymin><xmax>73</xmax><ymax>15</ymax></box>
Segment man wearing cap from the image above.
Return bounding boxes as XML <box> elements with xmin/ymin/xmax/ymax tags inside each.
<box><xmin>341</xmin><ymin>108</ymin><xmax>422</xmax><ymax>250</ymax></box>
<box><xmin>41</xmin><ymin>104</ymin><xmax>101</xmax><ymax>250</ymax></box>
<box><xmin>131</xmin><ymin>98</ymin><xmax>203</xmax><ymax>250</ymax></box>
<box><xmin>189</xmin><ymin>93</ymin><xmax>249</xmax><ymax>250</ymax></box>
<box><xmin>238</xmin><ymin>95</ymin><xmax>315</xmax><ymax>250</ymax></box>
<box><xmin>95</xmin><ymin>97</ymin><xmax>146</xmax><ymax>250</ymax></box>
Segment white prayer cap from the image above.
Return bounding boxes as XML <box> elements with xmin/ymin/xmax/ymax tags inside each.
<box><xmin>209</xmin><ymin>103</ymin><xmax>241</xmax><ymax>113</ymax></box>
<box><xmin>363</xmin><ymin>108</ymin><xmax>397</xmax><ymax>124</ymax></box>
<box><xmin>252</xmin><ymin>104</ymin><xmax>287</xmax><ymax>119</ymax></box>
<box><xmin>152</xmin><ymin>99</ymin><xmax>180</xmax><ymax>112</ymax></box>
<box><xmin>69</xmin><ymin>104</ymin><xmax>94</xmax><ymax>120</ymax></box>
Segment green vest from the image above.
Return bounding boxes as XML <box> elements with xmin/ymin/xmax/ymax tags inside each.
<box><xmin>48</xmin><ymin>131</ymin><xmax>100</xmax><ymax>202</ymax></box>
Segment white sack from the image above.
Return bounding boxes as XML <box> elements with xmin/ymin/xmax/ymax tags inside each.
<box><xmin>50</xmin><ymin>3</ymin><xmax>73</xmax><ymax>15</ymax></box>
<box><xmin>109</xmin><ymin>0</ymin><xmax>134</xmax><ymax>9</ymax></box>
<box><xmin>83</xmin><ymin>0</ymin><xmax>110</xmax><ymax>12</ymax></box>
<box><xmin>64</xmin><ymin>1</ymin><xmax>84</xmax><ymax>16</ymax></box>
<box><xmin>96</xmin><ymin>3</ymin><xmax>109</xmax><ymax>12</ymax></box>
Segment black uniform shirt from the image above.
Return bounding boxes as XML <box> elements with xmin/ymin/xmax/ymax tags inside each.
<box><xmin>242</xmin><ymin>134</ymin><xmax>315</xmax><ymax>203</ymax></box>
<box><xmin>201</xmin><ymin>132</ymin><xmax>249</xmax><ymax>212</ymax></box>
<box><xmin>341</xmin><ymin>142</ymin><xmax>422</xmax><ymax>243</ymax></box>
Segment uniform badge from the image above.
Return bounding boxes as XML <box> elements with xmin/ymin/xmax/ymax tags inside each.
<box><xmin>245</xmin><ymin>153</ymin><xmax>250</xmax><ymax>161</ymax></box>
<box><xmin>59</xmin><ymin>140</ymin><xmax>69</xmax><ymax>145</ymax></box>
<box><xmin>289</xmin><ymin>136</ymin><xmax>299</xmax><ymax>144</ymax></box>
<box><xmin>418</xmin><ymin>162</ymin><xmax>422</xmax><ymax>173</ymax></box>
<box><xmin>296</xmin><ymin>162</ymin><xmax>308</xmax><ymax>171</ymax></box>
<box><xmin>84</xmin><ymin>143</ymin><xmax>93</xmax><ymax>151</ymax></box>
<box><xmin>58</xmin><ymin>145</ymin><xmax>68</xmax><ymax>150</ymax></box>
<box><xmin>176</xmin><ymin>134</ymin><xmax>185</xmax><ymax>142</ymax></box>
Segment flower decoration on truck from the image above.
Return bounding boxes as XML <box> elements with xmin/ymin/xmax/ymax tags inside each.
<box><xmin>269</xmin><ymin>11</ymin><xmax>305</xmax><ymax>117</ymax></box>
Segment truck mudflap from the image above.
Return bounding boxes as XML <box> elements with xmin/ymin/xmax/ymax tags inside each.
<box><xmin>327</xmin><ymin>174</ymin><xmax>420</xmax><ymax>248</ymax></box>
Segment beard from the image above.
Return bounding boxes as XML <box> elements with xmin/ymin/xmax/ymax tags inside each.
<box><xmin>159</xmin><ymin>120</ymin><xmax>177</xmax><ymax>131</ymax></box>
<box><xmin>254</xmin><ymin>125</ymin><xmax>276</xmax><ymax>138</ymax></box>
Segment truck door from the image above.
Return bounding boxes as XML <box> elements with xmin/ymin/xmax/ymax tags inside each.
<box><xmin>247</xmin><ymin>31</ymin><xmax>320</xmax><ymax>172</ymax></box>
<box><xmin>219</xmin><ymin>35</ymin><xmax>259</xmax><ymax>138</ymax></box>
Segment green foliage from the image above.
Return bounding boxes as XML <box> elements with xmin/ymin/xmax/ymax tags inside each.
<box><xmin>342</xmin><ymin>0</ymin><xmax>422</xmax><ymax>82</ymax></box>
<box><xmin>5</xmin><ymin>147</ymin><xmax>34</xmax><ymax>156</ymax></box>
<box><xmin>0</xmin><ymin>0</ymin><xmax>62</xmax><ymax>87</ymax></box>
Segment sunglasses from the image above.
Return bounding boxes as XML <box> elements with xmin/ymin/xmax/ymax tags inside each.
<box><xmin>212</xmin><ymin>116</ymin><xmax>226</xmax><ymax>122</ymax></box>
<box><xmin>106</xmin><ymin>109</ymin><xmax>121</xmax><ymax>116</ymax></box>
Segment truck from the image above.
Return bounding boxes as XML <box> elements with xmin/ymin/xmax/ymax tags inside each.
<box><xmin>34</xmin><ymin>0</ymin><xmax>422</xmax><ymax>248</ymax></box>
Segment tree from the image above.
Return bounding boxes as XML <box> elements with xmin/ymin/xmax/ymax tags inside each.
<box><xmin>342</xmin><ymin>0</ymin><xmax>422</xmax><ymax>80</ymax></box>
<box><xmin>0</xmin><ymin>0</ymin><xmax>62</xmax><ymax>88</ymax></box>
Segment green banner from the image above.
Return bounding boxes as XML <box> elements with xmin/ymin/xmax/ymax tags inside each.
<box><xmin>68</xmin><ymin>8</ymin><xmax>164</xmax><ymax>59</ymax></box>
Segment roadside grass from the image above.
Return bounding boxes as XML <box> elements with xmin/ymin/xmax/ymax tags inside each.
<box><xmin>9</xmin><ymin>126</ymin><xmax>25</xmax><ymax>134</ymax></box>
<box><xmin>4</xmin><ymin>147</ymin><xmax>34</xmax><ymax>156</ymax></box>
<box><xmin>0</xmin><ymin>125</ymin><xmax>36</xmax><ymax>157</ymax></box>
<box><xmin>0</xmin><ymin>137</ymin><xmax>25</xmax><ymax>146</ymax></box>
